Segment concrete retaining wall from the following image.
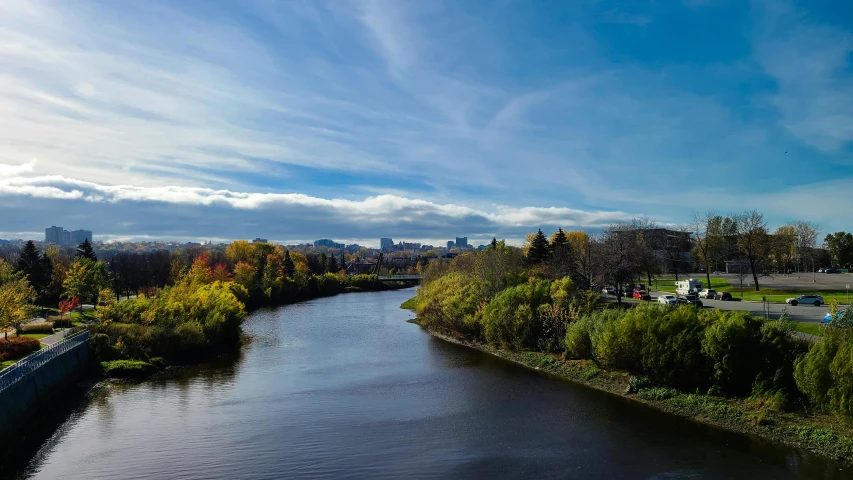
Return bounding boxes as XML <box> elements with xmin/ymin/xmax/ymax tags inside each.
<box><xmin>0</xmin><ymin>336</ymin><xmax>90</xmax><ymax>439</ymax></box>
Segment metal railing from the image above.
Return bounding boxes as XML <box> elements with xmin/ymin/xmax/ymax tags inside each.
<box><xmin>377</xmin><ymin>275</ymin><xmax>422</xmax><ymax>281</ymax></box>
<box><xmin>0</xmin><ymin>330</ymin><xmax>90</xmax><ymax>393</ymax></box>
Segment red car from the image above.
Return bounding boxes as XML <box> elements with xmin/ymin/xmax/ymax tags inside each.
<box><xmin>632</xmin><ymin>290</ymin><xmax>651</xmax><ymax>300</ymax></box>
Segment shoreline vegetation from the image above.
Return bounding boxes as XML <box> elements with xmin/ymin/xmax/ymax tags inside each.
<box><xmin>85</xmin><ymin>242</ymin><xmax>411</xmax><ymax>379</ymax></box>
<box><xmin>400</xmin><ymin>231</ymin><xmax>853</xmax><ymax>466</ymax></box>
<box><xmin>412</xmin><ymin>318</ymin><xmax>853</xmax><ymax>464</ymax></box>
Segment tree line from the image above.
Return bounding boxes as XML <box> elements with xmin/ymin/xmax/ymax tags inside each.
<box><xmin>516</xmin><ymin>210</ymin><xmax>826</xmax><ymax>303</ymax></box>
<box><xmin>414</xmin><ymin>232</ymin><xmax>853</xmax><ymax>423</ymax></box>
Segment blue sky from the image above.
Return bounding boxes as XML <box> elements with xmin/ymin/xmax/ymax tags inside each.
<box><xmin>1</xmin><ymin>0</ymin><xmax>852</xmax><ymax>246</ymax></box>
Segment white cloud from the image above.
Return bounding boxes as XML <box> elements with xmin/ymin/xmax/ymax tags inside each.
<box><xmin>753</xmin><ymin>0</ymin><xmax>853</xmax><ymax>152</ymax></box>
<box><xmin>0</xmin><ymin>159</ymin><xmax>37</xmax><ymax>176</ymax></box>
<box><xmin>0</xmin><ymin>166</ymin><xmax>638</xmax><ymax>244</ymax></box>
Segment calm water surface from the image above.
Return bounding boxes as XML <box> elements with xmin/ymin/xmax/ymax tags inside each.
<box><xmin>7</xmin><ymin>288</ymin><xmax>853</xmax><ymax>479</ymax></box>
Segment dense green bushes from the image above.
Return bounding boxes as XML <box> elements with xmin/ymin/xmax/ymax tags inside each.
<box><xmin>563</xmin><ymin>305</ymin><xmax>807</xmax><ymax>399</ymax></box>
<box><xmin>794</xmin><ymin>308</ymin><xmax>853</xmax><ymax>418</ymax></box>
<box><xmin>0</xmin><ymin>336</ymin><xmax>41</xmax><ymax>361</ymax></box>
<box><xmin>100</xmin><ymin>359</ymin><xmax>159</xmax><ymax>378</ymax></box>
<box><xmin>93</xmin><ymin>280</ymin><xmax>246</xmax><ymax>363</ymax></box>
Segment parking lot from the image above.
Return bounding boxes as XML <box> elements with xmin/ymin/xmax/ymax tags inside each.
<box><xmin>645</xmin><ymin>290</ymin><xmax>833</xmax><ymax>324</ymax></box>
<box><xmin>713</xmin><ymin>271</ymin><xmax>853</xmax><ymax>292</ymax></box>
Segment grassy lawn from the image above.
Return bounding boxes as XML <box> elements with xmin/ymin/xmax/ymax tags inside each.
<box><xmin>793</xmin><ymin>322</ymin><xmax>824</xmax><ymax>337</ymax></box>
<box><xmin>70</xmin><ymin>309</ymin><xmax>96</xmax><ymax>324</ymax></box>
<box><xmin>400</xmin><ymin>296</ymin><xmax>418</xmax><ymax>310</ymax></box>
<box><xmin>714</xmin><ymin>287</ymin><xmax>848</xmax><ymax>304</ymax></box>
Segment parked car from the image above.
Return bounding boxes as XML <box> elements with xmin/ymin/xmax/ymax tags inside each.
<box><xmin>658</xmin><ymin>294</ymin><xmax>678</xmax><ymax>305</ymax></box>
<box><xmin>818</xmin><ymin>268</ymin><xmax>826</xmax><ymax>273</ymax></box>
<box><xmin>677</xmin><ymin>294</ymin><xmax>703</xmax><ymax>308</ymax></box>
<box><xmin>601</xmin><ymin>286</ymin><xmax>616</xmax><ymax>295</ymax></box>
<box><xmin>824</xmin><ymin>312</ymin><xmax>842</xmax><ymax>323</ymax></box>
<box><xmin>786</xmin><ymin>294</ymin><xmax>824</xmax><ymax>306</ymax></box>
<box><xmin>698</xmin><ymin>289</ymin><xmax>716</xmax><ymax>299</ymax></box>
<box><xmin>713</xmin><ymin>292</ymin><xmax>733</xmax><ymax>301</ymax></box>
<box><xmin>824</xmin><ymin>268</ymin><xmax>840</xmax><ymax>274</ymax></box>
<box><xmin>632</xmin><ymin>290</ymin><xmax>651</xmax><ymax>300</ymax></box>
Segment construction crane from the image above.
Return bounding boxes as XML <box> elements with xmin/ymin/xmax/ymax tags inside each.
<box><xmin>372</xmin><ymin>253</ymin><xmax>384</xmax><ymax>275</ymax></box>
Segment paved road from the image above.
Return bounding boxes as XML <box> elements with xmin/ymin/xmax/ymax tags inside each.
<box><xmin>648</xmin><ymin>291</ymin><xmax>831</xmax><ymax>324</ymax></box>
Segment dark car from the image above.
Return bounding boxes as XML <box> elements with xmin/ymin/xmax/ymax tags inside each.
<box><xmin>825</xmin><ymin>268</ymin><xmax>840</xmax><ymax>274</ymax></box>
<box><xmin>713</xmin><ymin>292</ymin><xmax>732</xmax><ymax>301</ymax></box>
<box><xmin>601</xmin><ymin>286</ymin><xmax>617</xmax><ymax>295</ymax></box>
<box><xmin>677</xmin><ymin>294</ymin><xmax>704</xmax><ymax>308</ymax></box>
<box><xmin>632</xmin><ymin>290</ymin><xmax>651</xmax><ymax>300</ymax></box>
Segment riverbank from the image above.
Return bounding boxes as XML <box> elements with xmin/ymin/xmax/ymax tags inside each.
<box><xmin>406</xmin><ymin>308</ymin><xmax>853</xmax><ymax>464</ymax></box>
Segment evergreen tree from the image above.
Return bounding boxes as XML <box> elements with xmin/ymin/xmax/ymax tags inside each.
<box><xmin>491</xmin><ymin>237</ymin><xmax>498</xmax><ymax>250</ymax></box>
<box><xmin>283</xmin><ymin>250</ymin><xmax>296</xmax><ymax>278</ymax></box>
<box><xmin>39</xmin><ymin>252</ymin><xmax>53</xmax><ymax>296</ymax></box>
<box><xmin>327</xmin><ymin>254</ymin><xmax>338</xmax><ymax>273</ymax></box>
<box><xmin>551</xmin><ymin>228</ymin><xmax>569</xmax><ymax>247</ymax></box>
<box><xmin>319</xmin><ymin>253</ymin><xmax>328</xmax><ymax>274</ymax></box>
<box><xmin>340</xmin><ymin>252</ymin><xmax>346</xmax><ymax>273</ymax></box>
<box><xmin>15</xmin><ymin>241</ymin><xmax>46</xmax><ymax>293</ymax></box>
<box><xmin>76</xmin><ymin>239</ymin><xmax>97</xmax><ymax>261</ymax></box>
<box><xmin>526</xmin><ymin>229</ymin><xmax>550</xmax><ymax>265</ymax></box>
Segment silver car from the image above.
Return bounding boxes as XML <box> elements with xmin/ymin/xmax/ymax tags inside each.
<box><xmin>658</xmin><ymin>295</ymin><xmax>678</xmax><ymax>305</ymax></box>
<box><xmin>785</xmin><ymin>295</ymin><xmax>823</xmax><ymax>306</ymax></box>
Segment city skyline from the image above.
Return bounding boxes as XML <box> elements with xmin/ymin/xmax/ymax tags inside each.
<box><xmin>2</xmin><ymin>1</ymin><xmax>853</xmax><ymax>242</ymax></box>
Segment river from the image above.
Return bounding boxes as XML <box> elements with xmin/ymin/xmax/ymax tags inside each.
<box><xmin>4</xmin><ymin>288</ymin><xmax>852</xmax><ymax>479</ymax></box>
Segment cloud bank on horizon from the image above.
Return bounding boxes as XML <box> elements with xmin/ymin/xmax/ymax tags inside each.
<box><xmin>1</xmin><ymin>0</ymin><xmax>852</xmax><ymax>246</ymax></box>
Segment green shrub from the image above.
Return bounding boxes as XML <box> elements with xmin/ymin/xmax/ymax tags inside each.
<box><xmin>100</xmin><ymin>359</ymin><xmax>158</xmax><ymax>378</ymax></box>
<box><xmin>0</xmin><ymin>336</ymin><xmax>41</xmax><ymax>361</ymax></box>
<box><xmin>416</xmin><ymin>272</ymin><xmax>484</xmax><ymax>338</ymax></box>
<box><xmin>702</xmin><ymin>311</ymin><xmax>764</xmax><ymax>396</ymax></box>
<box><xmin>481</xmin><ymin>279</ymin><xmax>551</xmax><ymax>349</ymax></box>
<box><xmin>638</xmin><ymin>387</ymin><xmax>679</xmax><ymax>400</ymax></box>
<box><xmin>795</xmin><ymin>328</ymin><xmax>853</xmax><ymax>418</ymax></box>
<box><xmin>564</xmin><ymin>308</ymin><xmax>622</xmax><ymax>359</ymax></box>
<box><xmin>626</xmin><ymin>375</ymin><xmax>652</xmax><ymax>394</ymax></box>
<box><xmin>794</xmin><ymin>426</ymin><xmax>853</xmax><ymax>460</ymax></box>
<box><xmin>20</xmin><ymin>322</ymin><xmax>54</xmax><ymax>334</ymax></box>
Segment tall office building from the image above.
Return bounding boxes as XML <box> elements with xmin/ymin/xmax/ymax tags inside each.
<box><xmin>314</xmin><ymin>238</ymin><xmax>345</xmax><ymax>249</ymax></box>
<box><xmin>45</xmin><ymin>226</ymin><xmax>93</xmax><ymax>245</ymax></box>
<box><xmin>447</xmin><ymin>240</ymin><xmax>455</xmax><ymax>250</ymax></box>
<box><xmin>380</xmin><ymin>238</ymin><xmax>394</xmax><ymax>252</ymax></box>
<box><xmin>455</xmin><ymin>237</ymin><xmax>468</xmax><ymax>249</ymax></box>
<box><xmin>69</xmin><ymin>229</ymin><xmax>93</xmax><ymax>244</ymax></box>
<box><xmin>45</xmin><ymin>226</ymin><xmax>64</xmax><ymax>244</ymax></box>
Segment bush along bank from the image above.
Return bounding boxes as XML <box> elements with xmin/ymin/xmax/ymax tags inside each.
<box><xmin>92</xmin><ymin>252</ymin><xmax>408</xmax><ymax>379</ymax></box>
<box><xmin>408</xmin><ymin>244</ymin><xmax>853</xmax><ymax>464</ymax></box>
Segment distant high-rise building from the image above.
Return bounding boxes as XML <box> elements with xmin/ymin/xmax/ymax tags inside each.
<box><xmin>455</xmin><ymin>237</ymin><xmax>468</xmax><ymax>249</ymax></box>
<box><xmin>252</xmin><ymin>238</ymin><xmax>268</xmax><ymax>244</ymax></box>
<box><xmin>314</xmin><ymin>238</ymin><xmax>345</xmax><ymax>249</ymax></box>
<box><xmin>45</xmin><ymin>226</ymin><xmax>92</xmax><ymax>245</ymax></box>
<box><xmin>447</xmin><ymin>241</ymin><xmax>455</xmax><ymax>250</ymax></box>
<box><xmin>380</xmin><ymin>238</ymin><xmax>394</xmax><ymax>252</ymax></box>
<box><xmin>45</xmin><ymin>226</ymin><xmax>64</xmax><ymax>244</ymax></box>
<box><xmin>69</xmin><ymin>229</ymin><xmax>93</xmax><ymax>244</ymax></box>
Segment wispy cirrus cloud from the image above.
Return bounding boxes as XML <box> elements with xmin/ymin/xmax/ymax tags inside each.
<box><xmin>752</xmin><ymin>0</ymin><xmax>853</xmax><ymax>153</ymax></box>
